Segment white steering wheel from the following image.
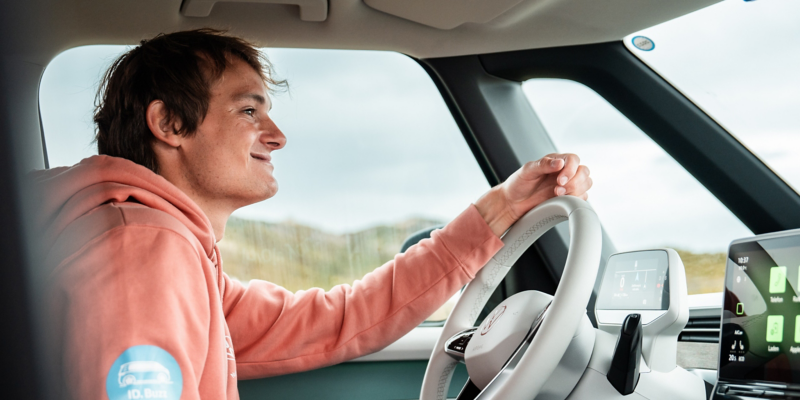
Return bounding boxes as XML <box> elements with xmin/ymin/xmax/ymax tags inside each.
<box><xmin>420</xmin><ymin>196</ymin><xmax>602</xmax><ymax>400</ymax></box>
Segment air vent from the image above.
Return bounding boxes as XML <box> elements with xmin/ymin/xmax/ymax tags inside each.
<box><xmin>679</xmin><ymin>315</ymin><xmax>720</xmax><ymax>343</ymax></box>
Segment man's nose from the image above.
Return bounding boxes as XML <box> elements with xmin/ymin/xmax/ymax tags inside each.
<box><xmin>261</xmin><ymin>118</ymin><xmax>286</xmax><ymax>150</ymax></box>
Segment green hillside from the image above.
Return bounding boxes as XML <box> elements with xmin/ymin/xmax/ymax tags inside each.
<box><xmin>219</xmin><ymin>216</ymin><xmax>444</xmax><ymax>293</ymax></box>
<box><xmin>674</xmin><ymin>249</ymin><xmax>727</xmax><ymax>295</ymax></box>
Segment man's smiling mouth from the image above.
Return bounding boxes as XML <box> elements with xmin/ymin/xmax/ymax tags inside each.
<box><xmin>250</xmin><ymin>153</ymin><xmax>271</xmax><ymax>163</ymax></box>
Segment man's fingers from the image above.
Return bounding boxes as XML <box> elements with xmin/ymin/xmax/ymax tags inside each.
<box><xmin>521</xmin><ymin>154</ymin><xmax>577</xmax><ymax>179</ymax></box>
<box><xmin>563</xmin><ymin>169</ymin><xmax>592</xmax><ymax>196</ymax></box>
<box><xmin>520</xmin><ymin>157</ymin><xmax>564</xmax><ymax>180</ymax></box>
<box><xmin>518</xmin><ymin>153</ymin><xmax>589</xmax><ymax>198</ymax></box>
<box><xmin>554</xmin><ymin>154</ymin><xmax>581</xmax><ymax>186</ymax></box>
<box><xmin>555</xmin><ymin>165</ymin><xmax>591</xmax><ymax>196</ymax></box>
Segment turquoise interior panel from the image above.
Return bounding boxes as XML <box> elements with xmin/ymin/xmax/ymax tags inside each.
<box><xmin>238</xmin><ymin>361</ymin><xmax>469</xmax><ymax>400</ymax></box>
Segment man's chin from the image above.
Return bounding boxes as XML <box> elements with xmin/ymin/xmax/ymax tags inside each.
<box><xmin>252</xmin><ymin>183</ymin><xmax>278</xmax><ymax>203</ymax></box>
<box><xmin>229</xmin><ymin>179</ymin><xmax>278</xmax><ymax>208</ymax></box>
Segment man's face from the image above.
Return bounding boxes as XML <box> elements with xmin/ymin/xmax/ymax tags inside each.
<box><xmin>177</xmin><ymin>57</ymin><xmax>286</xmax><ymax>210</ymax></box>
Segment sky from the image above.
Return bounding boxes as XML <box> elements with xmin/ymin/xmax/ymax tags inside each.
<box><xmin>627</xmin><ymin>0</ymin><xmax>800</xmax><ymax>193</ymax></box>
<box><xmin>522</xmin><ymin>79</ymin><xmax>754</xmax><ymax>253</ymax></box>
<box><xmin>38</xmin><ymin>0</ymin><xmax>799</xmax><ymax>254</ymax></box>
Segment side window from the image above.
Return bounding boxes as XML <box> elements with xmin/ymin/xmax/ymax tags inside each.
<box><xmin>40</xmin><ymin>47</ymin><xmax>490</xmax><ymax>322</ymax></box>
<box><xmin>522</xmin><ymin>79</ymin><xmax>752</xmax><ymax>296</ymax></box>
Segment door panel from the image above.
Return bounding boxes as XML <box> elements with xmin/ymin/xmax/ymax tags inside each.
<box><xmin>238</xmin><ymin>361</ymin><xmax>469</xmax><ymax>400</ymax></box>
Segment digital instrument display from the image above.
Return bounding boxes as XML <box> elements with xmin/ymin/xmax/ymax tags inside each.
<box><xmin>596</xmin><ymin>250</ymin><xmax>670</xmax><ymax>311</ymax></box>
<box><xmin>720</xmin><ymin>234</ymin><xmax>800</xmax><ymax>385</ymax></box>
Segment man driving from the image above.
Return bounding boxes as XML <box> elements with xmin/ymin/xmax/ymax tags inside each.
<box><xmin>34</xmin><ymin>29</ymin><xmax>592</xmax><ymax>399</ymax></box>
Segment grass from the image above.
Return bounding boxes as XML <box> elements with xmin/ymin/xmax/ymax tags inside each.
<box><xmin>219</xmin><ymin>216</ymin><xmax>444</xmax><ymax>293</ymax></box>
<box><xmin>675</xmin><ymin>249</ymin><xmax>727</xmax><ymax>295</ymax></box>
<box><xmin>218</xmin><ymin>216</ymin><xmax>454</xmax><ymax>322</ymax></box>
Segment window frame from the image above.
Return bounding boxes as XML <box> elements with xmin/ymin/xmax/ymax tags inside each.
<box><xmin>476</xmin><ymin>41</ymin><xmax>800</xmax><ymax>235</ymax></box>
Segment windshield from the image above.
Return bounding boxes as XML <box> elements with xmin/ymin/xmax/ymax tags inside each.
<box><xmin>625</xmin><ymin>0</ymin><xmax>800</xmax><ymax>193</ymax></box>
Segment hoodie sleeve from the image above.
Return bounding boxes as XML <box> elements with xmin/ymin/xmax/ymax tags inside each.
<box><xmin>53</xmin><ymin>224</ymin><xmax>212</xmax><ymax>400</ymax></box>
<box><xmin>222</xmin><ymin>205</ymin><xmax>504</xmax><ymax>379</ymax></box>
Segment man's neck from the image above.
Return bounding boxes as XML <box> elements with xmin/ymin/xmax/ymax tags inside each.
<box><xmin>158</xmin><ymin>167</ymin><xmax>231</xmax><ymax>242</ymax></box>
<box><xmin>189</xmin><ymin>197</ymin><xmax>230</xmax><ymax>242</ymax></box>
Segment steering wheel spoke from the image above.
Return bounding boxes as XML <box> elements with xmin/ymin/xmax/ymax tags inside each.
<box><xmin>444</xmin><ymin>328</ymin><xmax>477</xmax><ymax>362</ymax></box>
<box><xmin>476</xmin><ymin>315</ymin><xmax>540</xmax><ymax>398</ymax></box>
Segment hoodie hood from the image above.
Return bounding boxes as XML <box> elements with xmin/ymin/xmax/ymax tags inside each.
<box><xmin>31</xmin><ymin>155</ymin><xmax>216</xmax><ymax>259</ymax></box>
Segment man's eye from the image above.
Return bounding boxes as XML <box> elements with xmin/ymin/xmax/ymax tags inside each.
<box><xmin>244</xmin><ymin>108</ymin><xmax>255</xmax><ymax>116</ymax></box>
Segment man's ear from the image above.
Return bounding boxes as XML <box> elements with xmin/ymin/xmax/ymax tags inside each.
<box><xmin>146</xmin><ymin>100</ymin><xmax>183</xmax><ymax>148</ymax></box>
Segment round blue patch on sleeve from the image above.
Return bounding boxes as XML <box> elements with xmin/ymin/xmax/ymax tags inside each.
<box><xmin>106</xmin><ymin>345</ymin><xmax>183</xmax><ymax>400</ymax></box>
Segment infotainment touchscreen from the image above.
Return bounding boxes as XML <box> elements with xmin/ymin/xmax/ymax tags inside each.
<box><xmin>596</xmin><ymin>250</ymin><xmax>670</xmax><ymax>311</ymax></box>
<box><xmin>720</xmin><ymin>234</ymin><xmax>800</xmax><ymax>385</ymax></box>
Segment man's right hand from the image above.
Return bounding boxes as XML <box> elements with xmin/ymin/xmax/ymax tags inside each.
<box><xmin>474</xmin><ymin>153</ymin><xmax>592</xmax><ymax>237</ymax></box>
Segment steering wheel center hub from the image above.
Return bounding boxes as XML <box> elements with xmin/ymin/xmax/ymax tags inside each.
<box><xmin>465</xmin><ymin>291</ymin><xmax>554</xmax><ymax>389</ymax></box>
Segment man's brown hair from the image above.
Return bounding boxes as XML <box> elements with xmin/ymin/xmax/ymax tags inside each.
<box><xmin>94</xmin><ymin>28</ymin><xmax>284</xmax><ymax>173</ymax></box>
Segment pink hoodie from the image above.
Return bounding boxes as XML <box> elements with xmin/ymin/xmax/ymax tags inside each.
<box><xmin>33</xmin><ymin>155</ymin><xmax>504</xmax><ymax>399</ymax></box>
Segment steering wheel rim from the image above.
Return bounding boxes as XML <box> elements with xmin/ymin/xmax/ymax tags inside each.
<box><xmin>420</xmin><ymin>196</ymin><xmax>602</xmax><ymax>400</ymax></box>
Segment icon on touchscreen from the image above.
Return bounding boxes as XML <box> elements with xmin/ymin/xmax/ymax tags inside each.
<box><xmin>798</xmin><ymin>266</ymin><xmax>800</xmax><ymax>292</ymax></box>
<box><xmin>767</xmin><ymin>315</ymin><xmax>784</xmax><ymax>342</ymax></box>
<box><xmin>796</xmin><ymin>316</ymin><xmax>800</xmax><ymax>343</ymax></box>
<box><xmin>736</xmin><ymin>303</ymin><xmax>744</xmax><ymax>315</ymax></box>
<box><xmin>770</xmin><ymin>266</ymin><xmax>787</xmax><ymax>293</ymax></box>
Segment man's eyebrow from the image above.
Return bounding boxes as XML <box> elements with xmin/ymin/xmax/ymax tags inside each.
<box><xmin>232</xmin><ymin>92</ymin><xmax>266</xmax><ymax>104</ymax></box>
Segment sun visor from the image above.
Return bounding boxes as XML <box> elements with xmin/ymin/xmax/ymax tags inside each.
<box><xmin>363</xmin><ymin>0</ymin><xmax>525</xmax><ymax>30</ymax></box>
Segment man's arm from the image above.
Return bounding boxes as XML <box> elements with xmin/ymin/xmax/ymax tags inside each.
<box><xmin>224</xmin><ymin>153</ymin><xmax>591</xmax><ymax>378</ymax></box>
<box><xmin>223</xmin><ymin>205</ymin><xmax>503</xmax><ymax>379</ymax></box>
<box><xmin>53</xmin><ymin>225</ymin><xmax>211</xmax><ymax>399</ymax></box>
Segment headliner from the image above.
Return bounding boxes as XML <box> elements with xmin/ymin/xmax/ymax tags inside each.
<box><xmin>1</xmin><ymin>0</ymin><xmax>717</xmax><ymax>71</ymax></box>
